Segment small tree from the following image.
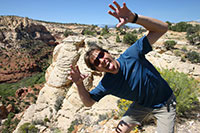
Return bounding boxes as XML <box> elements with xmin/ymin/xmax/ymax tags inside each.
<box><xmin>186</xmin><ymin>25</ymin><xmax>200</xmax><ymax>45</ymax></box>
<box><xmin>116</xmin><ymin>35</ymin><xmax>121</xmax><ymax>43</ymax></box>
<box><xmin>186</xmin><ymin>51</ymin><xmax>200</xmax><ymax>63</ymax></box>
<box><xmin>123</xmin><ymin>32</ymin><xmax>137</xmax><ymax>45</ymax></box>
<box><xmin>116</xmin><ymin>27</ymin><xmax>126</xmax><ymax>35</ymax></box>
<box><xmin>166</xmin><ymin>21</ymin><xmax>172</xmax><ymax>27</ymax></box>
<box><xmin>101</xmin><ymin>25</ymin><xmax>109</xmax><ymax>36</ymax></box>
<box><xmin>164</xmin><ymin>40</ymin><xmax>177</xmax><ymax>50</ymax></box>
<box><xmin>81</xmin><ymin>28</ymin><xmax>95</xmax><ymax>36</ymax></box>
<box><xmin>19</xmin><ymin>122</ymin><xmax>39</xmax><ymax>133</ymax></box>
<box><xmin>64</xmin><ymin>29</ymin><xmax>74</xmax><ymax>37</ymax></box>
<box><xmin>170</xmin><ymin>22</ymin><xmax>193</xmax><ymax>32</ymax></box>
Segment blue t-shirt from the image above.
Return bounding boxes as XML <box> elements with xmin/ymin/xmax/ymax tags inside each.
<box><xmin>89</xmin><ymin>36</ymin><xmax>173</xmax><ymax>108</ymax></box>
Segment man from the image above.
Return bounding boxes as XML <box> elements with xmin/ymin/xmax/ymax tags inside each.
<box><xmin>68</xmin><ymin>1</ymin><xmax>176</xmax><ymax>133</ymax></box>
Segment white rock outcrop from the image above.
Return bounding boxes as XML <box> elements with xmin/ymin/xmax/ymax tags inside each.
<box><xmin>14</xmin><ymin>35</ymin><xmax>120</xmax><ymax>133</ymax></box>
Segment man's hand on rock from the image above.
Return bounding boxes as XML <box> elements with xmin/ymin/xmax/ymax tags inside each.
<box><xmin>68</xmin><ymin>65</ymin><xmax>88</xmax><ymax>85</ymax></box>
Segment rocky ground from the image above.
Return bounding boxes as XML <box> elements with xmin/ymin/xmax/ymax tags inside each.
<box><xmin>0</xmin><ymin>16</ymin><xmax>199</xmax><ymax>133</ymax></box>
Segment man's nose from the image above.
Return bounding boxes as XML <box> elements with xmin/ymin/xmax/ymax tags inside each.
<box><xmin>99</xmin><ymin>58</ymin><xmax>105</xmax><ymax>65</ymax></box>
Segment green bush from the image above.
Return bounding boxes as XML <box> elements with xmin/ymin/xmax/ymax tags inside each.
<box><xmin>2</xmin><ymin>113</ymin><xmax>20</xmax><ymax>133</ymax></box>
<box><xmin>19</xmin><ymin>122</ymin><xmax>39</xmax><ymax>133</ymax></box>
<box><xmin>117</xmin><ymin>99</ymin><xmax>132</xmax><ymax>117</ymax></box>
<box><xmin>138</xmin><ymin>28</ymin><xmax>147</xmax><ymax>33</ymax></box>
<box><xmin>186</xmin><ymin>25</ymin><xmax>200</xmax><ymax>45</ymax></box>
<box><xmin>164</xmin><ymin>40</ymin><xmax>177</xmax><ymax>50</ymax></box>
<box><xmin>116</xmin><ymin>35</ymin><xmax>121</xmax><ymax>43</ymax></box>
<box><xmin>123</xmin><ymin>32</ymin><xmax>137</xmax><ymax>45</ymax></box>
<box><xmin>166</xmin><ymin>21</ymin><xmax>172</xmax><ymax>27</ymax></box>
<box><xmin>169</xmin><ymin>22</ymin><xmax>193</xmax><ymax>32</ymax></box>
<box><xmin>100</xmin><ymin>25</ymin><xmax>109</xmax><ymax>36</ymax></box>
<box><xmin>158</xmin><ymin>68</ymin><xmax>200</xmax><ymax>117</ymax></box>
<box><xmin>64</xmin><ymin>29</ymin><xmax>74</xmax><ymax>37</ymax></box>
<box><xmin>68</xmin><ymin>119</ymin><xmax>82</xmax><ymax>133</ymax></box>
<box><xmin>81</xmin><ymin>28</ymin><xmax>95</xmax><ymax>36</ymax></box>
<box><xmin>186</xmin><ymin>51</ymin><xmax>200</xmax><ymax>63</ymax></box>
<box><xmin>174</xmin><ymin>50</ymin><xmax>182</xmax><ymax>57</ymax></box>
<box><xmin>117</xmin><ymin>68</ymin><xmax>200</xmax><ymax>118</ymax></box>
<box><xmin>116</xmin><ymin>27</ymin><xmax>126</xmax><ymax>35</ymax></box>
<box><xmin>181</xmin><ymin>46</ymin><xmax>187</xmax><ymax>52</ymax></box>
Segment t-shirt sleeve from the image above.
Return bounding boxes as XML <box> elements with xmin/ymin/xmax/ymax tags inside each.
<box><xmin>89</xmin><ymin>82</ymin><xmax>108</xmax><ymax>102</ymax></box>
<box><xmin>123</xmin><ymin>36</ymin><xmax>152</xmax><ymax>58</ymax></box>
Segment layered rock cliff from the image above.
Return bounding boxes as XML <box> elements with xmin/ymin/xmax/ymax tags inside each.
<box><xmin>0</xmin><ymin>16</ymin><xmax>56</xmax><ymax>83</ymax></box>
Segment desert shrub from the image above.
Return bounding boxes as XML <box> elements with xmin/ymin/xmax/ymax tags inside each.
<box><xmin>187</xmin><ymin>34</ymin><xmax>200</xmax><ymax>45</ymax></box>
<box><xmin>186</xmin><ymin>25</ymin><xmax>200</xmax><ymax>35</ymax></box>
<box><xmin>174</xmin><ymin>50</ymin><xmax>182</xmax><ymax>57</ymax></box>
<box><xmin>169</xmin><ymin>22</ymin><xmax>193</xmax><ymax>32</ymax></box>
<box><xmin>81</xmin><ymin>28</ymin><xmax>95</xmax><ymax>36</ymax></box>
<box><xmin>186</xmin><ymin>25</ymin><xmax>200</xmax><ymax>45</ymax></box>
<box><xmin>138</xmin><ymin>27</ymin><xmax>147</xmax><ymax>33</ymax></box>
<box><xmin>186</xmin><ymin>51</ymin><xmax>200</xmax><ymax>63</ymax></box>
<box><xmin>181</xmin><ymin>46</ymin><xmax>187</xmax><ymax>52</ymax></box>
<box><xmin>166</xmin><ymin>21</ymin><xmax>172</xmax><ymax>27</ymax></box>
<box><xmin>116</xmin><ymin>35</ymin><xmax>121</xmax><ymax>43</ymax></box>
<box><xmin>117</xmin><ymin>68</ymin><xmax>200</xmax><ymax>118</ymax></box>
<box><xmin>68</xmin><ymin>119</ymin><xmax>83</xmax><ymax>133</ymax></box>
<box><xmin>159</xmin><ymin>68</ymin><xmax>200</xmax><ymax>117</ymax></box>
<box><xmin>100</xmin><ymin>25</ymin><xmax>109</xmax><ymax>36</ymax></box>
<box><xmin>19</xmin><ymin>122</ymin><xmax>39</xmax><ymax>133</ymax></box>
<box><xmin>116</xmin><ymin>27</ymin><xmax>126</xmax><ymax>35</ymax></box>
<box><xmin>164</xmin><ymin>40</ymin><xmax>177</xmax><ymax>50</ymax></box>
<box><xmin>123</xmin><ymin>32</ymin><xmax>137</xmax><ymax>45</ymax></box>
<box><xmin>2</xmin><ymin>113</ymin><xmax>20</xmax><ymax>133</ymax></box>
<box><xmin>117</xmin><ymin>99</ymin><xmax>133</xmax><ymax>117</ymax></box>
<box><xmin>64</xmin><ymin>29</ymin><xmax>74</xmax><ymax>37</ymax></box>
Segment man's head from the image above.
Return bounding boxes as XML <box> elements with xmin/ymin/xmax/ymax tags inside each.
<box><xmin>84</xmin><ymin>45</ymin><xmax>120</xmax><ymax>74</ymax></box>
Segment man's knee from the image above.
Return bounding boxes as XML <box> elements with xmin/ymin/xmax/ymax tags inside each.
<box><xmin>115</xmin><ymin>120</ymin><xmax>137</xmax><ymax>133</ymax></box>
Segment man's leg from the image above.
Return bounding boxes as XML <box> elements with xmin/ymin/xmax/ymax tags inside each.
<box><xmin>153</xmin><ymin>96</ymin><xmax>176</xmax><ymax>133</ymax></box>
<box><xmin>117</xmin><ymin>102</ymin><xmax>152</xmax><ymax>133</ymax></box>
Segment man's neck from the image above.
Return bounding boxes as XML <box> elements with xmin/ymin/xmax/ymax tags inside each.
<box><xmin>111</xmin><ymin>60</ymin><xmax>120</xmax><ymax>74</ymax></box>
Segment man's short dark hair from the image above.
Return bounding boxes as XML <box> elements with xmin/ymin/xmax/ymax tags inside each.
<box><xmin>84</xmin><ymin>45</ymin><xmax>108</xmax><ymax>70</ymax></box>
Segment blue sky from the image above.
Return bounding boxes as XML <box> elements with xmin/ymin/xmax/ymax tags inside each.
<box><xmin>1</xmin><ymin>0</ymin><xmax>199</xmax><ymax>25</ymax></box>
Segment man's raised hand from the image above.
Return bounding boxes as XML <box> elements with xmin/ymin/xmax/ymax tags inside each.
<box><xmin>108</xmin><ymin>1</ymin><xmax>134</xmax><ymax>28</ymax></box>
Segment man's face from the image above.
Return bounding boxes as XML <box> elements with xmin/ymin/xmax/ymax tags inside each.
<box><xmin>89</xmin><ymin>50</ymin><xmax>120</xmax><ymax>74</ymax></box>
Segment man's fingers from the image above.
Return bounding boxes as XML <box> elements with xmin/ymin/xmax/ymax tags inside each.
<box><xmin>123</xmin><ymin>2</ymin><xmax>127</xmax><ymax>8</ymax></box>
<box><xmin>108</xmin><ymin>11</ymin><xmax>120</xmax><ymax>21</ymax></box>
<box><xmin>70</xmin><ymin>65</ymin><xmax>75</xmax><ymax>72</ymax></box>
<box><xmin>109</xmin><ymin>4</ymin><xmax>116</xmax><ymax>11</ymax></box>
<box><xmin>108</xmin><ymin>10</ymin><xmax>114</xmax><ymax>16</ymax></box>
<box><xmin>75</xmin><ymin>65</ymin><xmax>80</xmax><ymax>73</ymax></box>
<box><xmin>70</xmin><ymin>65</ymin><xmax>80</xmax><ymax>74</ymax></box>
<box><xmin>81</xmin><ymin>74</ymin><xmax>88</xmax><ymax>79</ymax></box>
<box><xmin>116</xmin><ymin>19</ymin><xmax>126</xmax><ymax>28</ymax></box>
<box><xmin>113</xmin><ymin>1</ymin><xmax>121</xmax><ymax>10</ymax></box>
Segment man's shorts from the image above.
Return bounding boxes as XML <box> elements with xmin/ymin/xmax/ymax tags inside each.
<box><xmin>121</xmin><ymin>94</ymin><xmax>176</xmax><ymax>133</ymax></box>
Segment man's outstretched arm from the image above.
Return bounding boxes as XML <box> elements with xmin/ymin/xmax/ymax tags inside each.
<box><xmin>68</xmin><ymin>65</ymin><xmax>95</xmax><ymax>107</ymax></box>
<box><xmin>108</xmin><ymin>1</ymin><xmax>168</xmax><ymax>45</ymax></box>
